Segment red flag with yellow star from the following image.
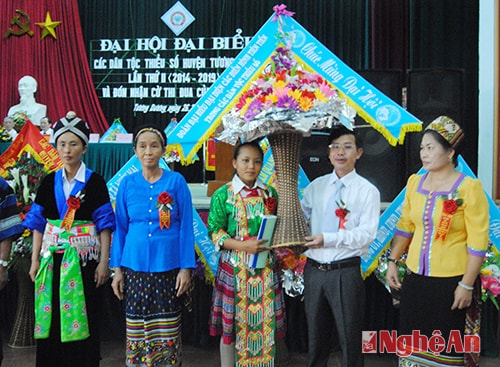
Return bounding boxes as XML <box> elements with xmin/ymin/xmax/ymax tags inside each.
<box><xmin>0</xmin><ymin>1</ymin><xmax>109</xmax><ymax>133</ymax></box>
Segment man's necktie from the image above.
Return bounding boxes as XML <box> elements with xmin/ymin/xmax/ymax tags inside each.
<box><xmin>319</xmin><ymin>180</ymin><xmax>342</xmax><ymax>232</ymax></box>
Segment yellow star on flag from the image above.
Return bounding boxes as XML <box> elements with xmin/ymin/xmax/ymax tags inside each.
<box><xmin>35</xmin><ymin>12</ymin><xmax>61</xmax><ymax>39</ymax></box>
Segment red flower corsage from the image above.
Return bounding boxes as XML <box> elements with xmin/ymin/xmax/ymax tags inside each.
<box><xmin>263</xmin><ymin>189</ymin><xmax>277</xmax><ymax>214</ymax></box>
<box><xmin>335</xmin><ymin>200</ymin><xmax>349</xmax><ymax>229</ymax></box>
<box><xmin>435</xmin><ymin>190</ymin><xmax>462</xmax><ymax>241</ymax></box>
<box><xmin>67</xmin><ymin>196</ymin><xmax>81</xmax><ymax>209</ymax></box>
<box><xmin>443</xmin><ymin>199</ymin><xmax>459</xmax><ymax>214</ymax></box>
<box><xmin>156</xmin><ymin>191</ymin><xmax>173</xmax><ymax>229</ymax></box>
<box><xmin>61</xmin><ymin>191</ymin><xmax>85</xmax><ymax>231</ymax></box>
<box><xmin>265</xmin><ymin>197</ymin><xmax>277</xmax><ymax>213</ymax></box>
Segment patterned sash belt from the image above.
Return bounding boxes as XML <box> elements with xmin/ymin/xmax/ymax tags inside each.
<box><xmin>41</xmin><ymin>219</ymin><xmax>101</xmax><ymax>265</ymax></box>
<box><xmin>34</xmin><ymin>243</ymin><xmax>90</xmax><ymax>342</ymax></box>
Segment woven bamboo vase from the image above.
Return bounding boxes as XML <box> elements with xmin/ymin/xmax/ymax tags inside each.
<box><xmin>267</xmin><ymin>130</ymin><xmax>310</xmax><ymax>250</ymax></box>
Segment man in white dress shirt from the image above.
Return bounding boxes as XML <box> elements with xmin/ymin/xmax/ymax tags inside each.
<box><xmin>2</xmin><ymin>116</ymin><xmax>17</xmax><ymax>140</ymax></box>
<box><xmin>39</xmin><ymin>116</ymin><xmax>54</xmax><ymax>142</ymax></box>
<box><xmin>301</xmin><ymin>125</ymin><xmax>381</xmax><ymax>367</ymax></box>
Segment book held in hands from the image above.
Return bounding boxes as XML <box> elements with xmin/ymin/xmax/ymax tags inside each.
<box><xmin>248</xmin><ymin>215</ymin><xmax>277</xmax><ymax>269</ymax></box>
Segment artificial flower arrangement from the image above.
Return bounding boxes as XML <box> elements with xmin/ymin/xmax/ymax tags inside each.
<box><xmin>275</xmin><ymin>247</ymin><xmax>307</xmax><ymax>297</ymax></box>
<box><xmin>237</xmin><ymin>46</ymin><xmax>336</xmax><ymax>121</ymax></box>
<box><xmin>374</xmin><ymin>249</ymin><xmax>411</xmax><ymax>307</ymax></box>
<box><xmin>215</xmin><ymin>4</ymin><xmax>356</xmax><ymax>294</ymax></box>
<box><xmin>11</xmin><ymin>111</ymin><xmax>29</xmax><ymax>131</ymax></box>
<box><xmin>217</xmin><ymin>42</ymin><xmax>354</xmax><ymax>288</ymax></box>
<box><xmin>375</xmin><ymin>251</ymin><xmax>410</xmax><ymax>291</ymax></box>
<box><xmin>164</xmin><ymin>149</ymin><xmax>180</xmax><ymax>164</ymax></box>
<box><xmin>0</xmin><ymin>126</ymin><xmax>13</xmax><ymax>142</ymax></box>
<box><xmin>10</xmin><ymin>229</ymin><xmax>33</xmax><ymax>273</ymax></box>
<box><xmin>480</xmin><ymin>247</ymin><xmax>500</xmax><ymax>309</ymax></box>
<box><xmin>218</xmin><ymin>44</ymin><xmax>355</xmax><ymax>145</ymax></box>
<box><xmin>5</xmin><ymin>151</ymin><xmax>48</xmax><ymax>272</ymax></box>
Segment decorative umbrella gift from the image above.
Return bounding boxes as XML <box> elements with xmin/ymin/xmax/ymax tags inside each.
<box><xmin>217</xmin><ymin>44</ymin><xmax>356</xmax><ymax>252</ymax></box>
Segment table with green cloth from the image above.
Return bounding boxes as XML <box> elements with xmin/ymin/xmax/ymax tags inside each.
<box><xmin>0</xmin><ymin>142</ymin><xmax>134</xmax><ymax>182</ymax></box>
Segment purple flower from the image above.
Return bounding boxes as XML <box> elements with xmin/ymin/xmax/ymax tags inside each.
<box><xmin>274</xmin><ymin>55</ymin><xmax>295</xmax><ymax>72</ymax></box>
<box><xmin>271</xmin><ymin>47</ymin><xmax>296</xmax><ymax>72</ymax></box>
<box><xmin>275</xmin><ymin>47</ymin><xmax>288</xmax><ymax>55</ymax></box>
<box><xmin>244</xmin><ymin>99</ymin><xmax>263</xmax><ymax>121</ymax></box>
<box><xmin>277</xmin><ymin>95</ymin><xmax>299</xmax><ymax>110</ymax></box>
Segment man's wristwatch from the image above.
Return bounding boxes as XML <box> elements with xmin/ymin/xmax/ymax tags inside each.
<box><xmin>0</xmin><ymin>259</ymin><xmax>8</xmax><ymax>268</ymax></box>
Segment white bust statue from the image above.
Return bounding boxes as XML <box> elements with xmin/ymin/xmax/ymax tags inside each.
<box><xmin>8</xmin><ymin>75</ymin><xmax>47</xmax><ymax>127</ymax></box>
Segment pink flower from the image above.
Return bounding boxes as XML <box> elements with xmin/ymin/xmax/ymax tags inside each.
<box><xmin>481</xmin><ymin>275</ymin><xmax>500</xmax><ymax>296</ymax></box>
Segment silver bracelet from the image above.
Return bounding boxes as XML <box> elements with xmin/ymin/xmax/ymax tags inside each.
<box><xmin>458</xmin><ymin>281</ymin><xmax>474</xmax><ymax>291</ymax></box>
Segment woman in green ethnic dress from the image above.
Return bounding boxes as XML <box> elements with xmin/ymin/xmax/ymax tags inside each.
<box><xmin>208</xmin><ymin>141</ymin><xmax>286</xmax><ymax>367</ymax></box>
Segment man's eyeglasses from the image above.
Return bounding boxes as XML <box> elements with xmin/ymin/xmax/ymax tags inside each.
<box><xmin>328</xmin><ymin>143</ymin><xmax>356</xmax><ymax>152</ymax></box>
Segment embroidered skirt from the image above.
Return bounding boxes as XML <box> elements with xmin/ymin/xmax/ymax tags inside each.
<box><xmin>123</xmin><ymin>268</ymin><xmax>182</xmax><ymax>367</ymax></box>
<box><xmin>209</xmin><ymin>250</ymin><xmax>286</xmax><ymax>367</ymax></box>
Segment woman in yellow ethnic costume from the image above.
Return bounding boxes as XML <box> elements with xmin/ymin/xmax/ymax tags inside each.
<box><xmin>24</xmin><ymin>115</ymin><xmax>115</xmax><ymax>367</ymax></box>
<box><xmin>386</xmin><ymin>116</ymin><xmax>489</xmax><ymax>367</ymax></box>
<box><xmin>208</xmin><ymin>141</ymin><xmax>286</xmax><ymax>367</ymax></box>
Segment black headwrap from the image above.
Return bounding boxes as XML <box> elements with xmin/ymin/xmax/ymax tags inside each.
<box><xmin>53</xmin><ymin>117</ymin><xmax>91</xmax><ymax>145</ymax></box>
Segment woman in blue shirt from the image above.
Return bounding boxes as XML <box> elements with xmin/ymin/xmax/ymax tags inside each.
<box><xmin>110</xmin><ymin>124</ymin><xmax>195</xmax><ymax>367</ymax></box>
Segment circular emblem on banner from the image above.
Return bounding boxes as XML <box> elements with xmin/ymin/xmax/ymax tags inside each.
<box><xmin>290</xmin><ymin>30</ymin><xmax>306</xmax><ymax>48</ymax></box>
<box><xmin>161</xmin><ymin>2</ymin><xmax>195</xmax><ymax>36</ymax></box>
<box><xmin>170</xmin><ymin>11</ymin><xmax>186</xmax><ymax>26</ymax></box>
<box><xmin>375</xmin><ymin>105</ymin><xmax>401</xmax><ymax>127</ymax></box>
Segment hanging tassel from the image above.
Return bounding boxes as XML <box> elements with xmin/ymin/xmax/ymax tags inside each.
<box><xmin>61</xmin><ymin>196</ymin><xmax>81</xmax><ymax>231</ymax></box>
<box><xmin>61</xmin><ymin>207</ymin><xmax>77</xmax><ymax>231</ymax></box>
<box><xmin>159</xmin><ymin>209</ymin><xmax>170</xmax><ymax>229</ymax></box>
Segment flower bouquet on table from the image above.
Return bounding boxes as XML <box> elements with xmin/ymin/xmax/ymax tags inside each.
<box><xmin>480</xmin><ymin>246</ymin><xmax>500</xmax><ymax>309</ymax></box>
<box><xmin>0</xmin><ymin>126</ymin><xmax>13</xmax><ymax>142</ymax></box>
<box><xmin>11</xmin><ymin>111</ymin><xmax>29</xmax><ymax>131</ymax></box>
<box><xmin>164</xmin><ymin>149</ymin><xmax>180</xmax><ymax>164</ymax></box>
<box><xmin>5</xmin><ymin>151</ymin><xmax>48</xmax><ymax>273</ymax></box>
